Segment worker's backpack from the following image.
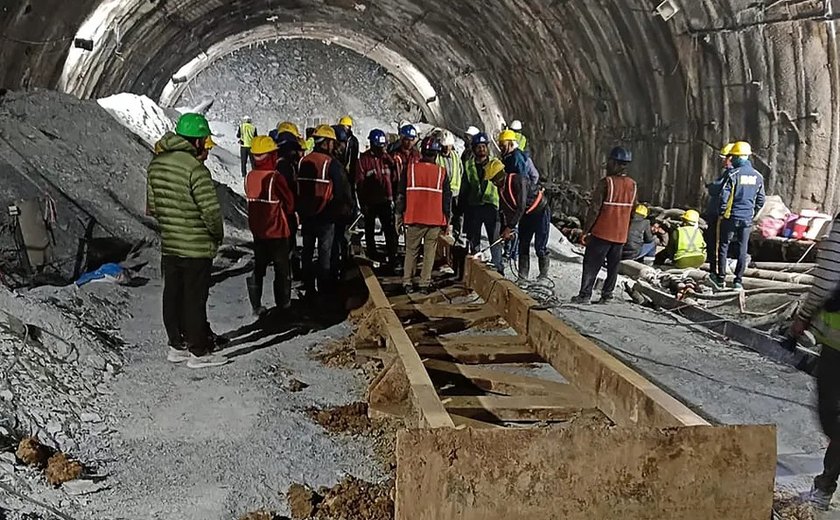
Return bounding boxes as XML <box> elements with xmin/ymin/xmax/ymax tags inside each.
<box><xmin>297</xmin><ymin>152</ymin><xmax>334</xmax><ymax>217</ymax></box>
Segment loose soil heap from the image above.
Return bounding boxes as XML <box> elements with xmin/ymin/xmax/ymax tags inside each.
<box><xmin>287</xmin><ymin>477</ymin><xmax>394</xmax><ymax>520</ymax></box>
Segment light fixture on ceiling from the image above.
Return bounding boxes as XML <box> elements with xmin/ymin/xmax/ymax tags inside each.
<box><xmin>171</xmin><ymin>75</ymin><xmax>188</xmax><ymax>84</ymax></box>
<box><xmin>73</xmin><ymin>38</ymin><xmax>94</xmax><ymax>51</ymax></box>
<box><xmin>655</xmin><ymin>0</ymin><xmax>680</xmax><ymax>22</ymax></box>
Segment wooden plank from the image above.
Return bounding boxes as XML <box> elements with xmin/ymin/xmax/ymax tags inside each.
<box><xmin>424</xmin><ymin>359</ymin><xmax>575</xmax><ymax>397</ymax></box>
<box><xmin>388</xmin><ymin>286</ymin><xmax>470</xmax><ymax>306</ymax></box>
<box><xmin>415</xmin><ymin>343</ymin><xmax>541</xmax><ymax>364</ymax></box>
<box><xmin>360</xmin><ymin>266</ymin><xmax>454</xmax><ymax>429</ymax></box>
<box><xmin>413</xmin><ymin>303</ymin><xmax>497</xmax><ymax>320</ymax></box>
<box><xmin>395</xmin><ymin>425</ymin><xmax>777</xmax><ymax>520</ymax></box>
<box><xmin>465</xmin><ymin>258</ymin><xmax>709</xmax><ymax>427</ymax></box>
<box><xmin>441</xmin><ymin>395</ymin><xmax>596</xmax><ymax>422</ymax></box>
<box><xmin>449</xmin><ymin>413</ymin><xmax>504</xmax><ymax>429</ymax></box>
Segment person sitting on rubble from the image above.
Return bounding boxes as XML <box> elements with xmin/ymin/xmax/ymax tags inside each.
<box><xmin>622</xmin><ymin>204</ymin><xmax>656</xmax><ymax>261</ymax></box>
<box><xmin>654</xmin><ymin>209</ymin><xmax>707</xmax><ymax>269</ymax></box>
<box><xmin>147</xmin><ymin>113</ymin><xmax>228</xmax><ymax>368</ymax></box>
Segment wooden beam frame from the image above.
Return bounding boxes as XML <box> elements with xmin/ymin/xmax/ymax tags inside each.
<box><xmin>424</xmin><ymin>359</ymin><xmax>573</xmax><ymax>396</ymax></box>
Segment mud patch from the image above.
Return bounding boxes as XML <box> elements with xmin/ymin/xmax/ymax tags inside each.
<box><xmin>773</xmin><ymin>491</ymin><xmax>816</xmax><ymax>520</ymax></box>
<box><xmin>45</xmin><ymin>452</ymin><xmax>82</xmax><ymax>485</ymax></box>
<box><xmin>16</xmin><ymin>437</ymin><xmax>52</xmax><ymax>467</ymax></box>
<box><xmin>287</xmin><ymin>477</ymin><xmax>393</xmax><ymax>520</ymax></box>
<box><xmin>307</xmin><ymin>403</ymin><xmax>371</xmax><ymax>435</ymax></box>
<box><xmin>313</xmin><ymin>338</ymin><xmax>356</xmax><ymax>369</ymax></box>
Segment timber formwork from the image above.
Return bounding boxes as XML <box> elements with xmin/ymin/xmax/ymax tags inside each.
<box><xmin>355</xmin><ymin>258</ymin><xmax>776</xmax><ymax>520</ymax></box>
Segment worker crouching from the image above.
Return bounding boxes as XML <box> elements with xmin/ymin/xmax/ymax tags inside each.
<box><xmin>396</xmin><ymin>136</ymin><xmax>451</xmax><ymax>294</ymax></box>
<box><xmin>245</xmin><ymin>136</ymin><xmax>295</xmax><ymax>316</ymax></box>
<box><xmin>654</xmin><ymin>209</ymin><xmax>707</xmax><ymax>269</ymax></box>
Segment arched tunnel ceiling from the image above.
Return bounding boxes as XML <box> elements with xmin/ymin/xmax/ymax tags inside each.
<box><xmin>2</xmin><ymin>0</ymin><xmax>840</xmax><ymax>213</ymax></box>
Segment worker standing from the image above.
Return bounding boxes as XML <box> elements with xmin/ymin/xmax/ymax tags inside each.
<box><xmin>147</xmin><ymin>113</ymin><xmax>227</xmax><ymax>368</ymax></box>
<box><xmin>704</xmin><ymin>143</ymin><xmax>734</xmax><ymax>276</ymax></box>
<box><xmin>510</xmin><ymin>120</ymin><xmax>528</xmax><ymax>152</ymax></box>
<box><xmin>274</xmin><ymin>131</ymin><xmax>304</xmax><ymax>281</ymax></box>
<box><xmin>498</xmin><ymin>129</ymin><xmax>537</xmax><ymax>262</ymax></box>
<box><xmin>461</xmin><ymin>134</ymin><xmax>503</xmax><ymax>273</ymax></box>
<box><xmin>244</xmin><ymin>136</ymin><xmax>295</xmax><ymax>316</ymax></box>
<box><xmin>712</xmin><ymin>141</ymin><xmax>765</xmax><ymax>291</ymax></box>
<box><xmin>330</xmin><ymin>124</ymin><xmax>354</xmax><ymax>281</ymax></box>
<box><xmin>297</xmin><ymin>125</ymin><xmax>351</xmax><ymax>297</ymax></box>
<box><xmin>357</xmin><ymin>129</ymin><xmax>399</xmax><ymax>267</ymax></box>
<box><xmin>397</xmin><ymin>136</ymin><xmax>451</xmax><ymax>294</ymax></box>
<box><xmin>338</xmin><ymin>116</ymin><xmax>360</xmax><ymax>184</ymax></box>
<box><xmin>391</xmin><ymin>124</ymin><xmax>420</xmax><ymax>189</ymax></box>
<box><xmin>572</xmin><ymin>147</ymin><xmax>637</xmax><ymax>304</ymax></box>
<box><xmin>461</xmin><ymin>126</ymin><xmax>481</xmax><ymax>167</ymax></box>
<box><xmin>237</xmin><ymin>116</ymin><xmax>257</xmax><ymax>177</ymax></box>
<box><xmin>304</xmin><ymin>127</ymin><xmax>316</xmax><ymax>155</ymax></box>
<box><xmin>488</xmin><ymin>155</ymin><xmax>550</xmax><ymax>281</ymax></box>
<box><xmin>437</xmin><ymin>130</ymin><xmax>464</xmax><ymax>238</ymax></box>
<box><xmin>622</xmin><ymin>204</ymin><xmax>656</xmax><ymax>261</ymax></box>
<box><xmin>654</xmin><ymin>209</ymin><xmax>707</xmax><ymax>268</ymax></box>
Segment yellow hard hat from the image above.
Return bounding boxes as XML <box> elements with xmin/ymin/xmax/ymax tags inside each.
<box><xmin>312</xmin><ymin>124</ymin><xmax>337</xmax><ymax>141</ymax></box>
<box><xmin>483</xmin><ymin>158</ymin><xmax>506</xmax><ymax>181</ymax></box>
<box><xmin>634</xmin><ymin>204</ymin><xmax>649</xmax><ymax>218</ymax></box>
<box><xmin>204</xmin><ymin>136</ymin><xmax>217</xmax><ymax>151</ymax></box>
<box><xmin>729</xmin><ymin>141</ymin><xmax>752</xmax><ymax>156</ymax></box>
<box><xmin>682</xmin><ymin>209</ymin><xmax>700</xmax><ymax>224</ymax></box>
<box><xmin>338</xmin><ymin>115</ymin><xmax>353</xmax><ymax>127</ymax></box>
<box><xmin>277</xmin><ymin>121</ymin><xmax>301</xmax><ymax>138</ymax></box>
<box><xmin>250</xmin><ymin>135</ymin><xmax>278</xmax><ymax>155</ymax></box>
<box><xmin>719</xmin><ymin>143</ymin><xmax>734</xmax><ymax>158</ymax></box>
<box><xmin>498</xmin><ymin>129</ymin><xmax>518</xmax><ymax>143</ymax></box>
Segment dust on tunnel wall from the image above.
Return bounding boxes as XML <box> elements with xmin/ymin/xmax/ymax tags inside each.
<box><xmin>2</xmin><ymin>0</ymin><xmax>840</xmax><ymax>214</ymax></box>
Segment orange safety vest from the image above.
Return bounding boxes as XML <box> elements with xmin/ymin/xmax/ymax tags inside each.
<box><xmin>500</xmin><ymin>174</ymin><xmax>544</xmax><ymax>215</ymax></box>
<box><xmin>404</xmin><ymin>162</ymin><xmax>447</xmax><ymax>226</ymax></box>
<box><xmin>245</xmin><ymin>169</ymin><xmax>291</xmax><ymax>239</ymax></box>
<box><xmin>590</xmin><ymin>175</ymin><xmax>637</xmax><ymax>244</ymax></box>
<box><xmin>297</xmin><ymin>152</ymin><xmax>334</xmax><ymax>217</ymax></box>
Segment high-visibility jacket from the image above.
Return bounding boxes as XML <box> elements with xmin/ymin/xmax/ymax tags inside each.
<box><xmin>673</xmin><ymin>225</ymin><xmax>706</xmax><ymax>269</ymax></box>
<box><xmin>357</xmin><ymin>150</ymin><xmax>396</xmax><ymax>206</ymax></box>
<box><xmin>813</xmin><ymin>286</ymin><xmax>840</xmax><ymax>352</ymax></box>
<box><xmin>392</xmin><ymin>147</ymin><xmax>421</xmax><ymax>189</ymax></box>
<box><xmin>437</xmin><ymin>150</ymin><xmax>463</xmax><ymax>197</ymax></box>
<box><xmin>499</xmin><ymin>172</ymin><xmax>546</xmax><ymax>229</ymax></box>
<box><xmin>238</xmin><ymin>122</ymin><xmax>256</xmax><ymax>148</ymax></box>
<box><xmin>590</xmin><ymin>175</ymin><xmax>637</xmax><ymax>244</ymax></box>
<box><xmin>404</xmin><ymin>162</ymin><xmax>448</xmax><ymax>226</ymax></box>
<box><xmin>515</xmin><ymin>132</ymin><xmax>528</xmax><ymax>152</ymax></box>
<box><xmin>245</xmin><ymin>168</ymin><xmax>294</xmax><ymax>240</ymax></box>
<box><xmin>462</xmin><ymin>159</ymin><xmax>499</xmax><ymax>208</ymax></box>
<box><xmin>297</xmin><ymin>152</ymin><xmax>334</xmax><ymax>218</ymax></box>
<box><xmin>304</xmin><ymin>137</ymin><xmax>315</xmax><ymax>155</ymax></box>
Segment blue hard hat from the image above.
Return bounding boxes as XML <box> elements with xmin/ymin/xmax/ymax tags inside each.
<box><xmin>609</xmin><ymin>146</ymin><xmax>633</xmax><ymax>163</ymax></box>
<box><xmin>399</xmin><ymin>125</ymin><xmax>418</xmax><ymax>139</ymax></box>
<box><xmin>368</xmin><ymin>129</ymin><xmax>387</xmax><ymax>147</ymax></box>
<box><xmin>471</xmin><ymin>132</ymin><xmax>489</xmax><ymax>147</ymax></box>
<box><xmin>331</xmin><ymin>125</ymin><xmax>349</xmax><ymax>143</ymax></box>
<box><xmin>421</xmin><ymin>135</ymin><xmax>442</xmax><ymax>155</ymax></box>
<box><xmin>276</xmin><ymin>131</ymin><xmax>302</xmax><ymax>151</ymax></box>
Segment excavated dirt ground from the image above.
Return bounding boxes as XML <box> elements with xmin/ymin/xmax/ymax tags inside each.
<box><xmin>287</xmin><ymin>477</ymin><xmax>394</xmax><ymax>520</ymax></box>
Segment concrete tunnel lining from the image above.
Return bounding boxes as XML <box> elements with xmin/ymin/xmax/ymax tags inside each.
<box><xmin>3</xmin><ymin>0</ymin><xmax>840</xmax><ymax>213</ymax></box>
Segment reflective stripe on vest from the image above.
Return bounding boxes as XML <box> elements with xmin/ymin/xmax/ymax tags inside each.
<box><xmin>245</xmin><ymin>170</ymin><xmax>279</xmax><ymax>204</ymax></box>
<box><xmin>590</xmin><ymin>175</ymin><xmax>637</xmax><ymax>243</ymax></box>
<box><xmin>673</xmin><ymin>225</ymin><xmax>706</xmax><ymax>268</ymax></box>
<box><xmin>404</xmin><ymin>163</ymin><xmax>447</xmax><ymax>226</ymax></box>
<box><xmin>504</xmin><ymin>174</ymin><xmax>544</xmax><ymax>214</ymax></box>
<box><xmin>464</xmin><ymin>160</ymin><xmax>499</xmax><ymax>207</ymax></box>
<box><xmin>603</xmin><ymin>176</ymin><xmax>636</xmax><ymax>208</ymax></box>
<box><xmin>437</xmin><ymin>152</ymin><xmax>462</xmax><ymax>195</ymax></box>
<box><xmin>297</xmin><ymin>152</ymin><xmax>334</xmax><ymax>216</ymax></box>
<box><xmin>240</xmin><ymin>123</ymin><xmax>256</xmax><ymax>148</ymax></box>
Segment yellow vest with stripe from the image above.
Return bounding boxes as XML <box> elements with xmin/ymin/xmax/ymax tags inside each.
<box><xmin>463</xmin><ymin>159</ymin><xmax>499</xmax><ymax>208</ymax></box>
<box><xmin>673</xmin><ymin>225</ymin><xmax>706</xmax><ymax>269</ymax></box>
<box><xmin>239</xmin><ymin>122</ymin><xmax>256</xmax><ymax>148</ymax></box>
<box><xmin>436</xmin><ymin>151</ymin><xmax>463</xmax><ymax>196</ymax></box>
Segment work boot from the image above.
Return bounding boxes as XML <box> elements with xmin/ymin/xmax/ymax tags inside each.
<box><xmin>246</xmin><ymin>276</ymin><xmax>263</xmax><ymax>315</ymax></box>
<box><xmin>597</xmin><ymin>294</ymin><xmax>614</xmax><ymax>304</ymax></box>
<box><xmin>537</xmin><ymin>255</ymin><xmax>550</xmax><ymax>280</ymax></box>
<box><xmin>187</xmin><ymin>353</ymin><xmax>230</xmax><ymax>369</ymax></box>
<box><xmin>805</xmin><ymin>486</ymin><xmax>833</xmax><ymax>511</ymax></box>
<box><xmin>708</xmin><ymin>274</ymin><xmax>726</xmax><ymax>291</ymax></box>
<box><xmin>517</xmin><ymin>255</ymin><xmax>530</xmax><ymax>281</ymax></box>
<box><xmin>732</xmin><ymin>281</ymin><xmax>744</xmax><ymax>291</ymax></box>
<box><xmin>570</xmin><ymin>295</ymin><xmax>592</xmax><ymax>305</ymax></box>
<box><xmin>166</xmin><ymin>346</ymin><xmax>191</xmax><ymax>363</ymax></box>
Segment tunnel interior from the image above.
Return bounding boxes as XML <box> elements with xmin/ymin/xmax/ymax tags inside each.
<box><xmin>2</xmin><ymin>0</ymin><xmax>840</xmax><ymax>214</ymax></box>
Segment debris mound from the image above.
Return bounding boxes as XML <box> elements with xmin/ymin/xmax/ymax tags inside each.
<box><xmin>239</xmin><ymin>511</ymin><xmax>288</xmax><ymax>520</ymax></box>
<box><xmin>314</xmin><ymin>338</ymin><xmax>356</xmax><ymax>368</ymax></box>
<box><xmin>15</xmin><ymin>437</ymin><xmax>52</xmax><ymax>467</ymax></box>
<box><xmin>45</xmin><ymin>452</ymin><xmax>82</xmax><ymax>485</ymax></box>
<box><xmin>773</xmin><ymin>491</ymin><xmax>816</xmax><ymax>520</ymax></box>
<box><xmin>287</xmin><ymin>477</ymin><xmax>393</xmax><ymax>520</ymax></box>
<box><xmin>287</xmin><ymin>378</ymin><xmax>309</xmax><ymax>392</ymax></box>
<box><xmin>307</xmin><ymin>403</ymin><xmax>371</xmax><ymax>435</ymax></box>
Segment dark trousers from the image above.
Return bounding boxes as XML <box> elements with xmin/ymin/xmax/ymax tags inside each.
<box><xmin>331</xmin><ymin>222</ymin><xmax>349</xmax><ymax>280</ymax></box>
<box><xmin>240</xmin><ymin>147</ymin><xmax>255</xmax><ymax>177</ymax></box>
<box><xmin>450</xmin><ymin>198</ymin><xmax>463</xmax><ymax>239</ymax></box>
<box><xmin>162</xmin><ymin>256</ymin><xmax>212</xmax><ymax>355</ymax></box>
<box><xmin>578</xmin><ymin>235</ymin><xmax>623</xmax><ymax>299</ymax></box>
<box><xmin>816</xmin><ymin>346</ymin><xmax>840</xmax><ymax>493</ymax></box>
<box><xmin>363</xmin><ymin>202</ymin><xmax>398</xmax><ymax>261</ymax></box>
<box><xmin>716</xmin><ymin>218</ymin><xmax>751</xmax><ymax>282</ymax></box>
<box><xmin>466</xmin><ymin>204</ymin><xmax>503</xmax><ymax>273</ymax></box>
<box><xmin>254</xmin><ymin>238</ymin><xmax>291</xmax><ymax>309</ymax></box>
<box><xmin>705</xmin><ymin>215</ymin><xmax>719</xmax><ymax>273</ymax></box>
<box><xmin>301</xmin><ymin>221</ymin><xmax>334</xmax><ymax>293</ymax></box>
<box><xmin>518</xmin><ymin>208</ymin><xmax>550</xmax><ymax>258</ymax></box>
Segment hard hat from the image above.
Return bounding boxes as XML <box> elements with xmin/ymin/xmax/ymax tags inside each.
<box><xmin>277</xmin><ymin>121</ymin><xmax>301</xmax><ymax>138</ymax></box>
<box><xmin>498</xmin><ymin>129</ymin><xmax>518</xmax><ymax>143</ymax></box>
<box><xmin>441</xmin><ymin>131</ymin><xmax>456</xmax><ymax>147</ymax></box>
<box><xmin>682</xmin><ymin>209</ymin><xmax>700</xmax><ymax>224</ymax></box>
<box><xmin>368</xmin><ymin>129</ymin><xmax>387</xmax><ymax>147</ymax></box>
<box><xmin>399</xmin><ymin>125</ymin><xmax>418</xmax><ymax>139</ymax></box>
<box><xmin>483</xmin><ymin>158</ymin><xmax>506</xmax><ymax>182</ymax></box>
<box><xmin>331</xmin><ymin>125</ymin><xmax>349</xmax><ymax>143</ymax></box>
<box><xmin>175</xmin><ymin>113</ymin><xmax>212</xmax><ymax>139</ymax></box>
<box><xmin>420</xmin><ymin>136</ymin><xmax>442</xmax><ymax>155</ymax></box>
<box><xmin>510</xmin><ymin>120</ymin><xmax>523</xmax><ymax>131</ymax></box>
<box><xmin>729</xmin><ymin>141</ymin><xmax>752</xmax><ymax>156</ymax></box>
<box><xmin>312</xmin><ymin>124</ymin><xmax>337</xmax><ymax>141</ymax></box>
<box><xmin>471</xmin><ymin>132</ymin><xmax>490</xmax><ymax>147</ymax></box>
<box><xmin>634</xmin><ymin>204</ymin><xmax>649</xmax><ymax>218</ymax></box>
<box><xmin>609</xmin><ymin>146</ymin><xmax>633</xmax><ymax>163</ymax></box>
<box><xmin>339</xmin><ymin>115</ymin><xmax>353</xmax><ymax>127</ymax></box>
<box><xmin>204</xmin><ymin>136</ymin><xmax>217</xmax><ymax>151</ymax></box>
<box><xmin>242</xmin><ymin>116</ymin><xmax>252</xmax><ymax>123</ymax></box>
<box><xmin>250</xmin><ymin>135</ymin><xmax>278</xmax><ymax>155</ymax></box>
<box><xmin>719</xmin><ymin>143</ymin><xmax>734</xmax><ymax>158</ymax></box>
<box><xmin>276</xmin><ymin>131</ymin><xmax>303</xmax><ymax>151</ymax></box>
<box><xmin>466</xmin><ymin>126</ymin><xmax>480</xmax><ymax>137</ymax></box>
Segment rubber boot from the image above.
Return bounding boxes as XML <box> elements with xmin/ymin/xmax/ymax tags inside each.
<box><xmin>537</xmin><ymin>255</ymin><xmax>550</xmax><ymax>280</ymax></box>
<box><xmin>517</xmin><ymin>255</ymin><xmax>530</xmax><ymax>282</ymax></box>
<box><xmin>246</xmin><ymin>276</ymin><xmax>265</xmax><ymax>315</ymax></box>
<box><xmin>274</xmin><ymin>277</ymin><xmax>292</xmax><ymax>311</ymax></box>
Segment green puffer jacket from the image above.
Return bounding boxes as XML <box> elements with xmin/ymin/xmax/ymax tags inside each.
<box><xmin>147</xmin><ymin>133</ymin><xmax>224</xmax><ymax>258</ymax></box>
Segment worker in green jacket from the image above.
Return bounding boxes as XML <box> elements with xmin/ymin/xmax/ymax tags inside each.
<box><xmin>459</xmin><ymin>133</ymin><xmax>503</xmax><ymax>274</ymax></box>
<box><xmin>147</xmin><ymin>113</ymin><xmax>228</xmax><ymax>369</ymax></box>
<box><xmin>237</xmin><ymin>116</ymin><xmax>257</xmax><ymax>177</ymax></box>
<box><xmin>436</xmin><ymin>130</ymin><xmax>464</xmax><ymax>240</ymax></box>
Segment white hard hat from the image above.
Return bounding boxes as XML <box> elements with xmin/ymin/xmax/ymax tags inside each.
<box><xmin>441</xmin><ymin>131</ymin><xmax>456</xmax><ymax>147</ymax></box>
<box><xmin>510</xmin><ymin>120</ymin><xmax>523</xmax><ymax>131</ymax></box>
<box><xmin>466</xmin><ymin>126</ymin><xmax>480</xmax><ymax>137</ymax></box>
<box><xmin>243</xmin><ymin>116</ymin><xmax>252</xmax><ymax>123</ymax></box>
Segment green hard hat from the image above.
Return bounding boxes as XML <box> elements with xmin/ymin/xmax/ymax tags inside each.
<box><xmin>175</xmin><ymin>113</ymin><xmax>212</xmax><ymax>139</ymax></box>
